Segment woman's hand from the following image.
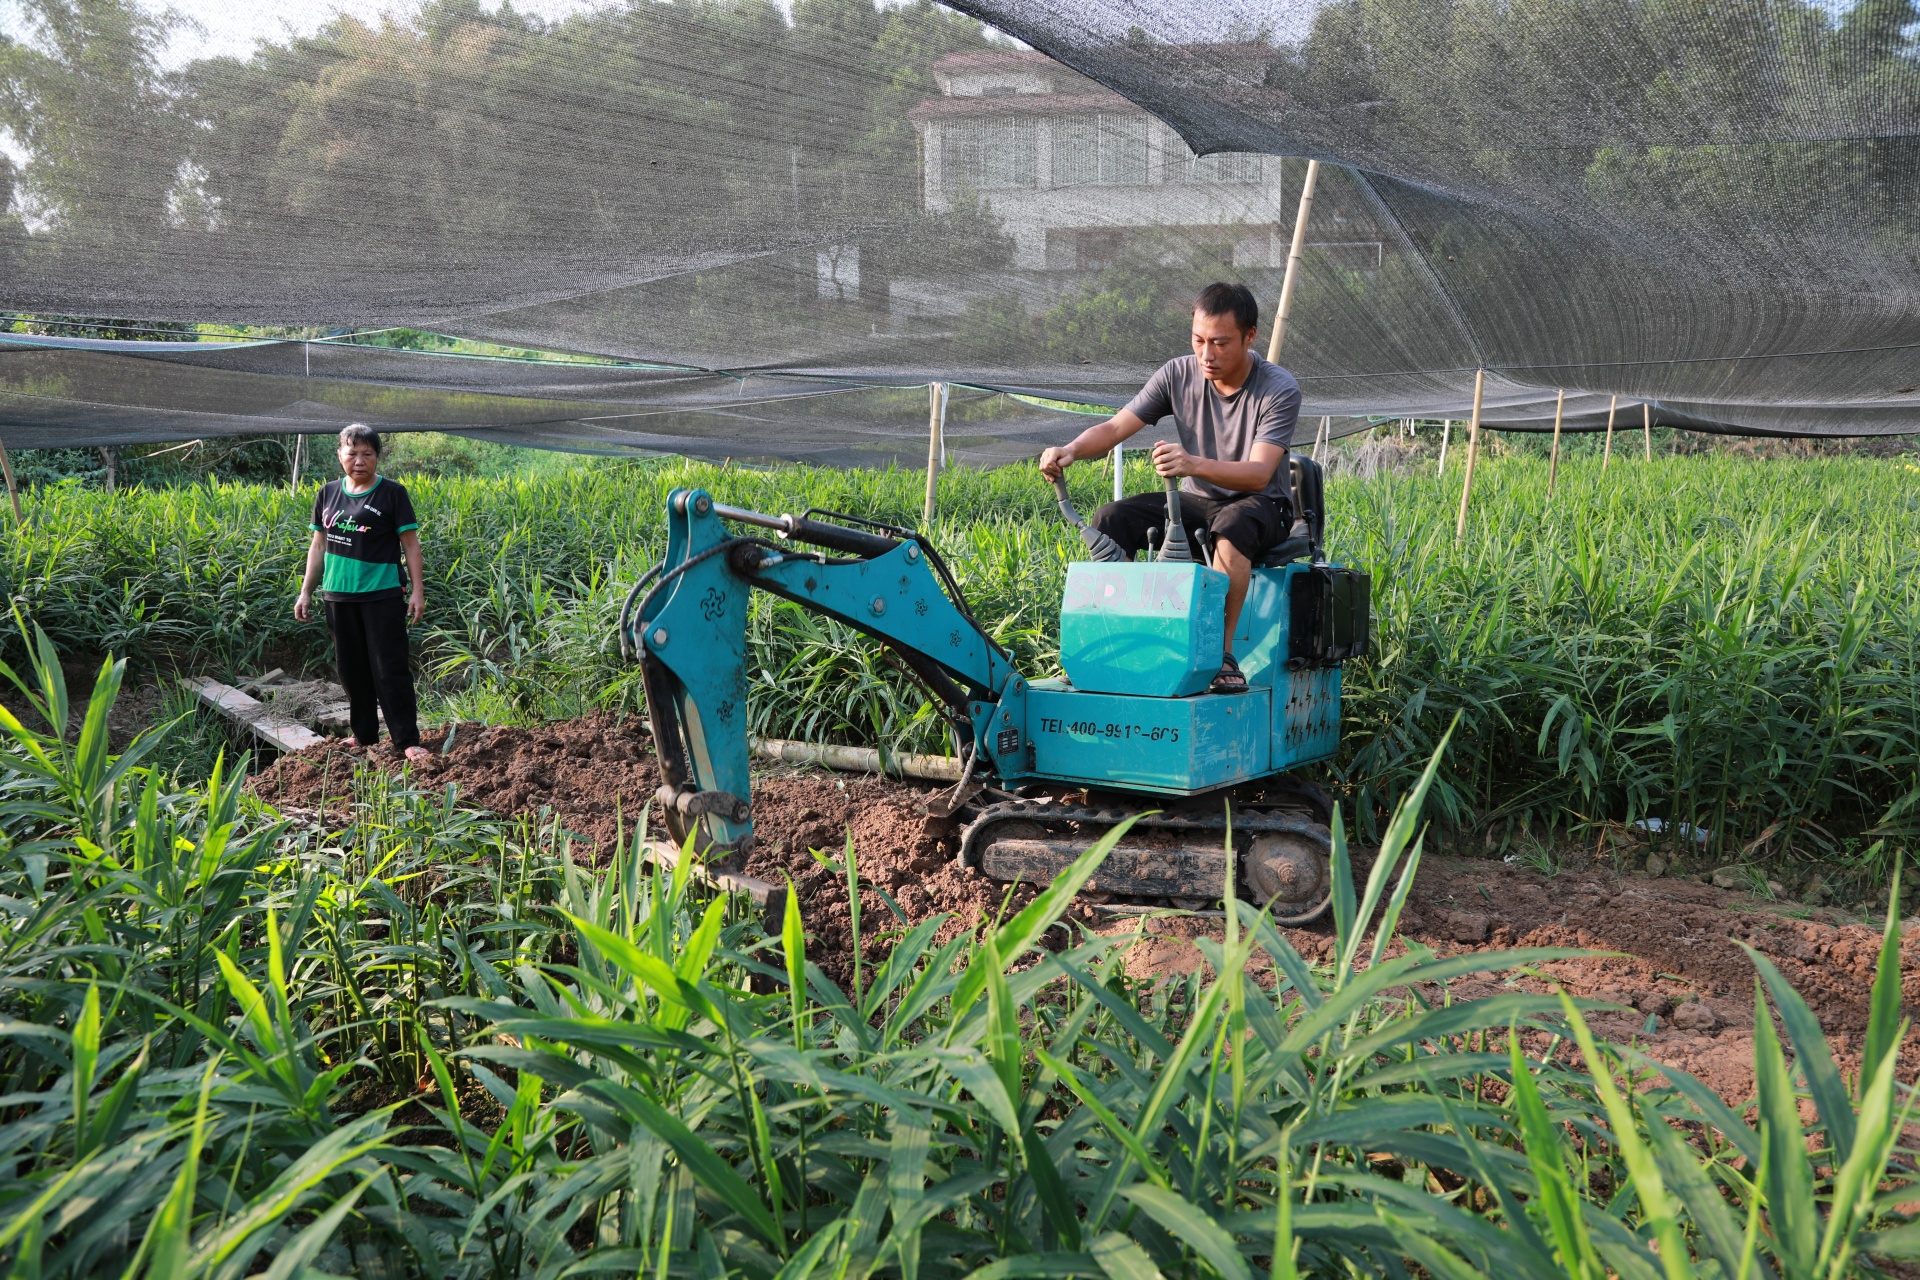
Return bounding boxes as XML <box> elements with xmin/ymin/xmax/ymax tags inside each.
<box><xmin>408</xmin><ymin>590</ymin><xmax>425</xmax><ymax>624</ymax></box>
<box><xmin>294</xmin><ymin>590</ymin><xmax>313</xmax><ymax>623</ymax></box>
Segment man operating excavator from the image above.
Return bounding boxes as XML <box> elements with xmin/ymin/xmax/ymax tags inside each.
<box><xmin>1038</xmin><ymin>281</ymin><xmax>1302</xmax><ymax>695</ymax></box>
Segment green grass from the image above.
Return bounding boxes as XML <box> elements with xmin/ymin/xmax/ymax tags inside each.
<box><xmin>0</xmin><ymin>640</ymin><xmax>1913</xmax><ymax>1278</ymax></box>
<box><xmin>3</xmin><ymin>449</ymin><xmax>1916</xmax><ymax>887</ymax></box>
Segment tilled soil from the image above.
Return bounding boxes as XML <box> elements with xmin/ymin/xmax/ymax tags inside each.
<box><xmin>254</xmin><ymin>717</ymin><xmax>663</xmax><ymax>852</ymax></box>
<box><xmin>251</xmin><ymin>717</ymin><xmax>1917</xmax><ymax>1103</ymax></box>
<box><xmin>1117</xmin><ymin>857</ymin><xmax>1919</xmax><ymax>1103</ymax></box>
<box><xmin>249</xmin><ymin>718</ymin><xmax>1031</xmax><ymax>979</ymax></box>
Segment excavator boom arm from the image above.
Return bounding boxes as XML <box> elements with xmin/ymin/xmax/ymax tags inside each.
<box><xmin>627</xmin><ymin>489</ymin><xmax>1019</xmax><ymax>852</ymax></box>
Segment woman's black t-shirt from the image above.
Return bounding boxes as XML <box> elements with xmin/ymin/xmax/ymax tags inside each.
<box><xmin>310</xmin><ymin>476</ymin><xmax>419</xmax><ymax>601</ymax></box>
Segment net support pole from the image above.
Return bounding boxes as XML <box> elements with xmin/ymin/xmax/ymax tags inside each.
<box><xmin>0</xmin><ymin>436</ymin><xmax>19</xmax><ymax>527</ymax></box>
<box><xmin>290</xmin><ymin>434</ymin><xmax>306</xmax><ymax>492</ymax></box>
<box><xmin>1454</xmin><ymin>368</ymin><xmax>1486</xmax><ymax>541</ymax></box>
<box><xmin>1643</xmin><ymin>402</ymin><xmax>1653</xmax><ymax>462</ymax></box>
<box><xmin>1438</xmin><ymin>420</ymin><xmax>1451</xmax><ymax>477</ymax></box>
<box><xmin>923</xmin><ymin>381</ymin><xmax>946</xmax><ymax>525</ymax></box>
<box><xmin>1112</xmin><ymin>441</ymin><xmax>1123</xmax><ymax>502</ymax></box>
<box><xmin>1547</xmin><ymin>389</ymin><xmax>1565</xmax><ymax>498</ymax></box>
<box><xmin>1267</xmin><ymin>157</ymin><xmax>1320</xmax><ymax>363</ymax></box>
<box><xmin>1602</xmin><ymin>395</ymin><xmax>1618</xmax><ymax>472</ymax></box>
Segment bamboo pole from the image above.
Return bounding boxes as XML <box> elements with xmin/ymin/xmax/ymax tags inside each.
<box><xmin>1311</xmin><ymin>414</ymin><xmax>1330</xmax><ymax>460</ymax></box>
<box><xmin>0</xmin><ymin>436</ymin><xmax>18</xmax><ymax>526</ymax></box>
<box><xmin>923</xmin><ymin>381</ymin><xmax>947</xmax><ymax>524</ymax></box>
<box><xmin>1438</xmin><ymin>420</ymin><xmax>1452</xmax><ymax>477</ymax></box>
<box><xmin>1602</xmin><ymin>394</ymin><xmax>1617</xmax><ymax>472</ymax></box>
<box><xmin>1547</xmin><ymin>389</ymin><xmax>1565</xmax><ymax>498</ymax></box>
<box><xmin>1454</xmin><ymin>368</ymin><xmax>1486</xmax><ymax>540</ymax></box>
<box><xmin>1267</xmin><ymin>158</ymin><xmax>1321</xmax><ymax>363</ymax></box>
<box><xmin>1642</xmin><ymin>402</ymin><xmax>1653</xmax><ymax>462</ymax></box>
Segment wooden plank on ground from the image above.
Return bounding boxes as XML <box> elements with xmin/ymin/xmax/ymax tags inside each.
<box><xmin>637</xmin><ymin>838</ymin><xmax>786</xmax><ymax>924</ymax></box>
<box><xmin>180</xmin><ymin>677</ymin><xmax>326</xmax><ymax>753</ymax></box>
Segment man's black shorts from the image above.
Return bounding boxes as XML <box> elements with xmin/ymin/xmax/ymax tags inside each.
<box><xmin>1088</xmin><ymin>490</ymin><xmax>1289</xmax><ymax>562</ymax></box>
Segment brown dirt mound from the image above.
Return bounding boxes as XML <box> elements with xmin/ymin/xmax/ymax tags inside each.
<box><xmin>1118</xmin><ymin>856</ymin><xmax>1919</xmax><ymax>1104</ymax></box>
<box><xmin>248</xmin><ymin>719</ymin><xmax>1027</xmax><ymax>983</ymax></box>
<box><xmin>252</xmin><ymin>717</ymin><xmax>663</xmax><ymax>853</ymax></box>
<box><xmin>250</xmin><ymin>717</ymin><xmax>1918</xmax><ymax>1101</ymax></box>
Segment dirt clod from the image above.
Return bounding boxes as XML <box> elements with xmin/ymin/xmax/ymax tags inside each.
<box><xmin>1672</xmin><ymin>1001</ymin><xmax>1719</xmax><ymax>1032</ymax></box>
<box><xmin>1446</xmin><ymin>910</ymin><xmax>1491</xmax><ymax>943</ymax></box>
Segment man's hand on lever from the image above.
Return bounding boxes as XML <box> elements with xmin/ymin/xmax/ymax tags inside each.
<box><xmin>1040</xmin><ymin>409</ymin><xmax>1148</xmax><ymax>482</ymax></box>
<box><xmin>1151</xmin><ymin>441</ymin><xmax>1197</xmax><ymax>478</ymax></box>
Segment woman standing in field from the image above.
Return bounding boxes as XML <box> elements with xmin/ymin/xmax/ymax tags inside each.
<box><xmin>293</xmin><ymin>425</ymin><xmax>432</xmax><ymax>762</ymax></box>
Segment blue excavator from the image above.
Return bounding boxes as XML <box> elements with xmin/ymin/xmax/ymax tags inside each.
<box><xmin>618</xmin><ymin>460</ymin><xmax>1368</xmax><ymax>923</ymax></box>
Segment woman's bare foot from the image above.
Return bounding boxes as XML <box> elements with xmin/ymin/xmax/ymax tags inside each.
<box><xmin>404</xmin><ymin>745</ymin><xmax>433</xmax><ymax>763</ymax></box>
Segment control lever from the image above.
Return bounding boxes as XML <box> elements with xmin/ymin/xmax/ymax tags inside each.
<box><xmin>1157</xmin><ymin>479</ymin><xmax>1195</xmax><ymax>563</ymax></box>
<box><xmin>1050</xmin><ymin>477</ymin><xmax>1128</xmax><ymax>562</ymax></box>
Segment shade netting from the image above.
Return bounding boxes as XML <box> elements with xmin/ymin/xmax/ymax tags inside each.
<box><xmin>2</xmin><ymin>0</ymin><xmax>1916</xmax><ymax>455</ymax></box>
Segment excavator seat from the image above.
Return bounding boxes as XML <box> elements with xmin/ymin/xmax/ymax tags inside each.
<box><xmin>1259</xmin><ymin>455</ymin><xmax>1325</xmax><ymax>567</ymax></box>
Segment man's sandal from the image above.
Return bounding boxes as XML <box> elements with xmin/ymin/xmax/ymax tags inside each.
<box><xmin>1209</xmin><ymin>654</ymin><xmax>1249</xmax><ymax>694</ymax></box>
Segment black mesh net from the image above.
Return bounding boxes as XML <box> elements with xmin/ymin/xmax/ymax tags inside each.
<box><xmin>2</xmin><ymin>0</ymin><xmax>1916</xmax><ymax>454</ymax></box>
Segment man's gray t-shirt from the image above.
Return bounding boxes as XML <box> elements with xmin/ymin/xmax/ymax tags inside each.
<box><xmin>1123</xmin><ymin>351</ymin><xmax>1301</xmax><ymax>502</ymax></box>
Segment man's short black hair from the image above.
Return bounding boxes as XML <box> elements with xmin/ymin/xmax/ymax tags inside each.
<box><xmin>1194</xmin><ymin>282</ymin><xmax>1260</xmax><ymax>334</ymax></box>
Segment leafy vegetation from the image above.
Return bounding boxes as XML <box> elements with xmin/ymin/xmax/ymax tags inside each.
<box><xmin>0</xmin><ymin>637</ymin><xmax>1912</xmax><ymax>1277</ymax></box>
<box><xmin>3</xmin><ymin>449</ymin><xmax>1916</xmax><ymax>883</ymax></box>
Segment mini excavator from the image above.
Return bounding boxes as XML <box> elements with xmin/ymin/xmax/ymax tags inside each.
<box><xmin>618</xmin><ymin>460</ymin><xmax>1369</xmax><ymax>923</ymax></box>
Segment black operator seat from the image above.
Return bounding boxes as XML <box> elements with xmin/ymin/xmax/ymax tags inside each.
<box><xmin>1259</xmin><ymin>455</ymin><xmax>1326</xmax><ymax>568</ymax></box>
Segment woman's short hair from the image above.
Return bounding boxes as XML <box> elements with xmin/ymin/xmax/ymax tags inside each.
<box><xmin>338</xmin><ymin>424</ymin><xmax>383</xmax><ymax>455</ymax></box>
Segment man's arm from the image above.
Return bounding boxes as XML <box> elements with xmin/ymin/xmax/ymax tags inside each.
<box><xmin>1150</xmin><ymin>439</ymin><xmax>1287</xmax><ymax>492</ymax></box>
<box><xmin>400</xmin><ymin>529</ymin><xmax>426</xmax><ymax>624</ymax></box>
<box><xmin>1038</xmin><ymin>408</ymin><xmax>1152</xmax><ymax>480</ymax></box>
<box><xmin>293</xmin><ymin>531</ymin><xmax>325</xmax><ymax>622</ymax></box>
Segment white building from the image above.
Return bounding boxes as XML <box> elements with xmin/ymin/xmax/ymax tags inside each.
<box><xmin>909</xmin><ymin>50</ymin><xmax>1290</xmax><ymax>273</ymax></box>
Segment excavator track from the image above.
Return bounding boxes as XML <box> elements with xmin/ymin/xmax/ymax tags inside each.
<box><xmin>958</xmin><ymin>794</ymin><xmax>1335</xmax><ymax>925</ymax></box>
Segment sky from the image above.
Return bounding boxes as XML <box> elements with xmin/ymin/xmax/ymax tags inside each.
<box><xmin>0</xmin><ymin>0</ymin><xmax>611</xmax><ymax>67</ymax></box>
<box><xmin>158</xmin><ymin>0</ymin><xmax>601</xmax><ymax>64</ymax></box>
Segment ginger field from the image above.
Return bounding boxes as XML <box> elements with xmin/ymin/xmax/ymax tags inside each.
<box><xmin>0</xmin><ymin>451</ymin><xmax>1917</xmax><ymax>1276</ymax></box>
<box><xmin>6</xmin><ymin>450</ymin><xmax>1917</xmax><ymax>892</ymax></box>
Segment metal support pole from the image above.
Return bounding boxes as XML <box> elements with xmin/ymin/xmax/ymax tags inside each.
<box><xmin>1643</xmin><ymin>401</ymin><xmax>1653</xmax><ymax>462</ymax></box>
<box><xmin>1602</xmin><ymin>394</ymin><xmax>1618</xmax><ymax>472</ymax></box>
<box><xmin>1547</xmin><ymin>389</ymin><xmax>1565</xmax><ymax>498</ymax></box>
<box><xmin>1454</xmin><ymin>368</ymin><xmax>1486</xmax><ymax>540</ymax></box>
<box><xmin>0</xmin><ymin>436</ymin><xmax>19</xmax><ymax>526</ymax></box>
<box><xmin>1267</xmin><ymin>158</ymin><xmax>1320</xmax><ymax>363</ymax></box>
<box><xmin>923</xmin><ymin>381</ymin><xmax>946</xmax><ymax>525</ymax></box>
<box><xmin>1112</xmin><ymin>441</ymin><xmax>1123</xmax><ymax>503</ymax></box>
<box><xmin>290</xmin><ymin>434</ymin><xmax>306</xmax><ymax>492</ymax></box>
<box><xmin>1438</xmin><ymin>420</ymin><xmax>1452</xmax><ymax>478</ymax></box>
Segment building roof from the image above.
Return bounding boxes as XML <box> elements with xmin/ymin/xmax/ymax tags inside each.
<box><xmin>928</xmin><ymin>49</ymin><xmax>1060</xmax><ymax>72</ymax></box>
<box><xmin>907</xmin><ymin>89</ymin><xmax>1138</xmax><ymax>121</ymax></box>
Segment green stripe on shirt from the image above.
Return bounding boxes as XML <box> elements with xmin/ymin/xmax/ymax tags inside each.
<box><xmin>322</xmin><ymin>555</ymin><xmax>402</xmax><ymax>596</ymax></box>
